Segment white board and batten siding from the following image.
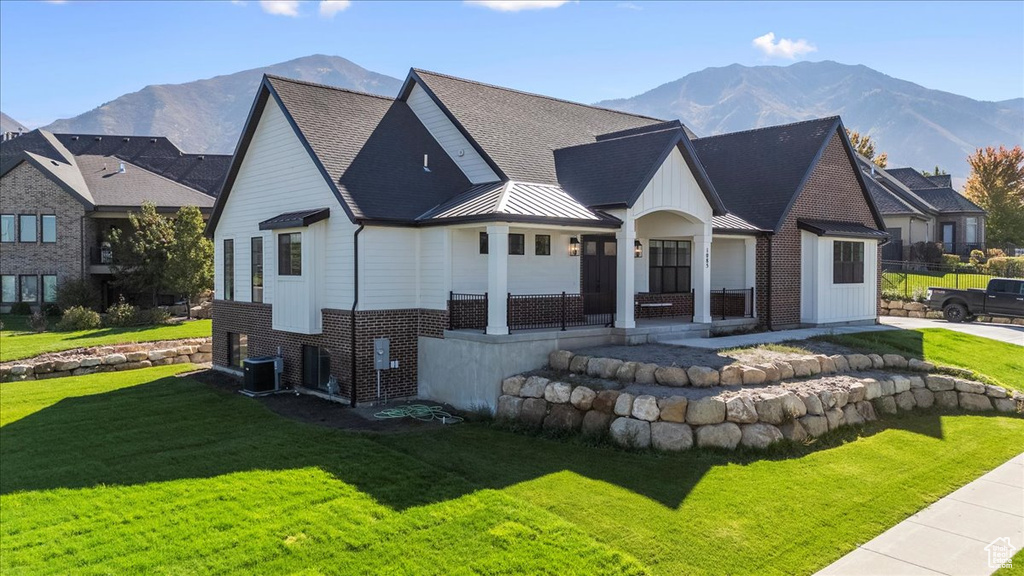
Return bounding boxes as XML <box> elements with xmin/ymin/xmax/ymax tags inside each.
<box><xmin>449</xmin><ymin>228</ymin><xmax>581</xmax><ymax>295</ymax></box>
<box><xmin>632</xmin><ymin>148</ymin><xmax>713</xmax><ymax>225</ymax></box>
<box><xmin>800</xmin><ymin>231</ymin><xmax>879</xmax><ymax>324</ymax></box>
<box><xmin>406</xmin><ymin>83</ymin><xmax>499</xmax><ymax>184</ymax></box>
<box><xmin>710</xmin><ymin>238</ymin><xmax>747</xmax><ymax>290</ymax></box>
<box><xmin>214</xmin><ymin>97</ymin><xmax>355</xmax><ymax>334</ymax></box>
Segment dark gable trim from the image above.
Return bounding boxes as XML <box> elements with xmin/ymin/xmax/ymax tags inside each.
<box><xmin>205</xmin><ymin>76</ymin><xmax>357</xmax><ymax>237</ymax></box>
<box><xmin>772</xmin><ymin>119</ymin><xmax>887</xmax><ymax>234</ymax></box>
<box><xmin>398</xmin><ymin>70</ymin><xmax>508</xmax><ymax>182</ymax></box>
<box><xmin>621</xmin><ymin>131</ymin><xmax>728</xmax><ymax>217</ymax></box>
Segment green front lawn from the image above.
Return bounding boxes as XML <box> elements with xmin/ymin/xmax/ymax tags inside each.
<box><xmin>882</xmin><ymin>269</ymin><xmax>991</xmax><ymax>298</ymax></box>
<box><xmin>0</xmin><ymin>316</ymin><xmax>211</xmax><ymax>362</ymax></box>
<box><xmin>2</xmin><ymin>367</ymin><xmax>1022</xmax><ymax>575</ymax></box>
<box><xmin>817</xmin><ymin>328</ymin><xmax>1024</xmax><ymax>392</ymax></box>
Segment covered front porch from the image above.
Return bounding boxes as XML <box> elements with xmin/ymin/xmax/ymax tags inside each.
<box><xmin>444</xmin><ymin>212</ymin><xmax>757</xmax><ymax>338</ymax></box>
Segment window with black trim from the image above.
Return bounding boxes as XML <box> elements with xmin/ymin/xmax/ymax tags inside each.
<box><xmin>278</xmin><ymin>233</ymin><xmax>301</xmax><ymax>276</ymax></box>
<box><xmin>648</xmin><ymin>240</ymin><xmax>691</xmax><ymax>293</ymax></box>
<box><xmin>229</xmin><ymin>333</ymin><xmax>248</xmax><ymax>368</ymax></box>
<box><xmin>509</xmin><ymin>233</ymin><xmax>525</xmax><ymax>255</ymax></box>
<box><xmin>1</xmin><ymin>215</ymin><xmax>14</xmax><ymax>243</ymax></box>
<box><xmin>41</xmin><ymin>215</ymin><xmax>56</xmax><ymax>243</ymax></box>
<box><xmin>19</xmin><ymin>275</ymin><xmax>38</xmax><ymax>302</ymax></box>
<box><xmin>833</xmin><ymin>241</ymin><xmax>864</xmax><ymax>284</ymax></box>
<box><xmin>42</xmin><ymin>275</ymin><xmax>57</xmax><ymax>303</ymax></box>
<box><xmin>479</xmin><ymin>232</ymin><xmax>488</xmax><ymax>254</ymax></box>
<box><xmin>535</xmin><ymin>234</ymin><xmax>550</xmax><ymax>256</ymax></box>
<box><xmin>1</xmin><ymin>275</ymin><xmax>15</xmax><ymax>303</ymax></box>
<box><xmin>251</xmin><ymin>237</ymin><xmax>264</xmax><ymax>303</ymax></box>
<box><xmin>19</xmin><ymin>215</ymin><xmax>36</xmax><ymax>243</ymax></box>
<box><xmin>223</xmin><ymin>239</ymin><xmax>234</xmax><ymax>300</ymax></box>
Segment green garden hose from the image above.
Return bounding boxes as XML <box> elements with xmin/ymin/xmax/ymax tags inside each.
<box><xmin>373</xmin><ymin>404</ymin><xmax>464</xmax><ymax>424</ymax></box>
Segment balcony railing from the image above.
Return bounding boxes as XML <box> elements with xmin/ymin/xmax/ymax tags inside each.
<box><xmin>88</xmin><ymin>246</ymin><xmax>113</xmax><ymax>265</ymax></box>
<box><xmin>448</xmin><ymin>292</ymin><xmax>487</xmax><ymax>331</ymax></box>
<box><xmin>507</xmin><ymin>292</ymin><xmax>613</xmax><ymax>331</ymax></box>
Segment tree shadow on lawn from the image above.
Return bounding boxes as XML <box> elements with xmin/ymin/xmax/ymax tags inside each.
<box><xmin>5</xmin><ymin>372</ymin><xmax>1015</xmax><ymax>512</ymax></box>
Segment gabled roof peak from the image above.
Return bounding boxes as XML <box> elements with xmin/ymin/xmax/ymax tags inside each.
<box><xmin>410</xmin><ymin>68</ymin><xmax>666</xmax><ymax>124</ymax></box>
<box><xmin>263</xmin><ymin>74</ymin><xmax>395</xmax><ymax>102</ymax></box>
<box><xmin>695</xmin><ymin>115</ymin><xmax>840</xmax><ymax>141</ymax></box>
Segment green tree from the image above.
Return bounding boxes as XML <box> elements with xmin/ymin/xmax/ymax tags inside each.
<box><xmin>964</xmin><ymin>145</ymin><xmax>1024</xmax><ymax>246</ymax></box>
<box><xmin>109</xmin><ymin>203</ymin><xmax>174</xmax><ymax>307</ymax></box>
<box><xmin>166</xmin><ymin>206</ymin><xmax>214</xmax><ymax>317</ymax></box>
<box><xmin>846</xmin><ymin>129</ymin><xmax>888</xmax><ymax>168</ymax></box>
<box><xmin>922</xmin><ymin>165</ymin><xmax>947</xmax><ymax>177</ymax></box>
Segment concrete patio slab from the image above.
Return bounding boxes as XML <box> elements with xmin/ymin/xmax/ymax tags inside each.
<box><xmin>659</xmin><ymin>323</ymin><xmax>893</xmax><ymax>349</ymax></box>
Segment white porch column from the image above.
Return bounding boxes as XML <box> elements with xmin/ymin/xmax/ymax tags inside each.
<box><xmin>744</xmin><ymin>236</ymin><xmax>757</xmax><ymax>318</ymax></box>
<box><xmin>615</xmin><ymin>218</ymin><xmax>636</xmax><ymax>329</ymax></box>
<box><xmin>486</xmin><ymin>224</ymin><xmax>509</xmax><ymax>335</ymax></box>
<box><xmin>693</xmin><ymin>234</ymin><xmax>713</xmax><ymax>323</ymax></box>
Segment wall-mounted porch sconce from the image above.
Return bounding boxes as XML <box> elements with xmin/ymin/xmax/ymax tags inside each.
<box><xmin>634</xmin><ymin>239</ymin><xmax>643</xmax><ymax>259</ymax></box>
<box><xmin>569</xmin><ymin>236</ymin><xmax>580</xmax><ymax>257</ymax></box>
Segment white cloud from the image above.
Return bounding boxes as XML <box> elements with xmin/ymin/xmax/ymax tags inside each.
<box><xmin>465</xmin><ymin>1</ymin><xmax>569</xmax><ymax>12</ymax></box>
<box><xmin>319</xmin><ymin>0</ymin><xmax>350</xmax><ymax>17</ymax></box>
<box><xmin>259</xmin><ymin>0</ymin><xmax>300</xmax><ymax>16</ymax></box>
<box><xmin>752</xmin><ymin>32</ymin><xmax>817</xmax><ymax>59</ymax></box>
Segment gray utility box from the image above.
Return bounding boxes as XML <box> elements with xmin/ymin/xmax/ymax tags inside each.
<box><xmin>374</xmin><ymin>338</ymin><xmax>390</xmax><ymax>370</ymax></box>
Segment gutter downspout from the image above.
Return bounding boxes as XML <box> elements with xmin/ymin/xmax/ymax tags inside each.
<box><xmin>350</xmin><ymin>224</ymin><xmax>364</xmax><ymax>408</ymax></box>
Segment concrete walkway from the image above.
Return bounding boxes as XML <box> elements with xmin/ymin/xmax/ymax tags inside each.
<box><xmin>880</xmin><ymin>316</ymin><xmax>1024</xmax><ymax>347</ymax></box>
<box><xmin>658</xmin><ymin>323</ymin><xmax>894</xmax><ymax>349</ymax></box>
<box><xmin>818</xmin><ymin>452</ymin><xmax>1024</xmax><ymax>576</ymax></box>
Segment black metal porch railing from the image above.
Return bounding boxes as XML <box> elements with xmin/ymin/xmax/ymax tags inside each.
<box><xmin>709</xmin><ymin>288</ymin><xmax>754</xmax><ymax>320</ymax></box>
<box><xmin>447</xmin><ymin>292</ymin><xmax>487</xmax><ymax>331</ymax></box>
<box><xmin>507</xmin><ymin>292</ymin><xmax>614</xmax><ymax>331</ymax></box>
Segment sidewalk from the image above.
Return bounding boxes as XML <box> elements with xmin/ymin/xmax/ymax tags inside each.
<box><xmin>817</xmin><ymin>452</ymin><xmax>1024</xmax><ymax>575</ymax></box>
<box><xmin>658</xmin><ymin>323</ymin><xmax>894</xmax><ymax>349</ymax></box>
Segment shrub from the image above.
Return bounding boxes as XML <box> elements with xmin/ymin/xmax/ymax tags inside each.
<box><xmin>8</xmin><ymin>302</ymin><xmax>32</xmax><ymax>315</ymax></box>
<box><xmin>910</xmin><ymin>287</ymin><xmax>929</xmax><ymax>302</ymax></box>
<box><xmin>105</xmin><ymin>297</ymin><xmax>140</xmax><ymax>327</ymax></box>
<box><xmin>969</xmin><ymin>249</ymin><xmax>986</xmax><ymax>266</ymax></box>
<box><xmin>941</xmin><ymin>254</ymin><xmax>961</xmax><ymax>272</ymax></box>
<box><xmin>43</xmin><ymin>303</ymin><xmax>62</xmax><ymax>317</ymax></box>
<box><xmin>137</xmin><ymin>307</ymin><xmax>171</xmax><ymax>325</ymax></box>
<box><xmin>56</xmin><ymin>278</ymin><xmax>100</xmax><ymax>311</ymax></box>
<box><xmin>28</xmin><ymin>311</ymin><xmax>48</xmax><ymax>333</ymax></box>
<box><xmin>986</xmin><ymin>248</ymin><xmax>1006</xmax><ymax>259</ymax></box>
<box><xmin>955</xmin><ymin>262</ymin><xmax>977</xmax><ymax>273</ymax></box>
<box><xmin>56</xmin><ymin>306</ymin><xmax>103</xmax><ymax>331</ymax></box>
<box><xmin>986</xmin><ymin>257</ymin><xmax>1024</xmax><ymax>278</ymax></box>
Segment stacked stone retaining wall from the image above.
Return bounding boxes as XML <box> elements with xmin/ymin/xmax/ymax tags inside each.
<box><xmin>880</xmin><ymin>299</ymin><xmax>1024</xmax><ymax>324</ymax></box>
<box><xmin>1</xmin><ymin>338</ymin><xmax>212</xmax><ymax>382</ymax></box>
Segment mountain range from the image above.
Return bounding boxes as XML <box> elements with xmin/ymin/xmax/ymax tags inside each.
<box><xmin>1</xmin><ymin>112</ymin><xmax>27</xmax><ymax>134</ymax></box>
<box><xmin>2</xmin><ymin>56</ymin><xmax>1019</xmax><ymax>180</ymax></box>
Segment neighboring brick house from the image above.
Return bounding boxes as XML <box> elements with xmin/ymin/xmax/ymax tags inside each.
<box><xmin>0</xmin><ymin>129</ymin><xmax>229</xmax><ymax>311</ymax></box>
<box><xmin>209</xmin><ymin>71</ymin><xmax>886</xmax><ymax>410</ymax></box>
<box><xmin>857</xmin><ymin>158</ymin><xmax>987</xmax><ymax>260</ymax></box>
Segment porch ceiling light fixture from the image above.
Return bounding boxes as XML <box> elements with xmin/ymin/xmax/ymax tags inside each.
<box><xmin>569</xmin><ymin>236</ymin><xmax>580</xmax><ymax>257</ymax></box>
<box><xmin>634</xmin><ymin>239</ymin><xmax>643</xmax><ymax>259</ymax></box>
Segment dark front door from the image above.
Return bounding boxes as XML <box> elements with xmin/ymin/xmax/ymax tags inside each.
<box><xmin>581</xmin><ymin>235</ymin><xmax>617</xmax><ymax>315</ymax></box>
<box><xmin>941</xmin><ymin>222</ymin><xmax>955</xmax><ymax>254</ymax></box>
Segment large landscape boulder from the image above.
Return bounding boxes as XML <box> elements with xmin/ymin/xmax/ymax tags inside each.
<box><xmin>842</xmin><ymin>404</ymin><xmax>864</xmax><ymax>425</ymax></box>
<box><xmin>926</xmin><ymin>375</ymin><xmax>955</xmax><ymax>392</ymax></box>
<box><xmin>495</xmin><ymin>395</ymin><xmax>523</xmax><ymax>421</ymax></box>
<box><xmin>911</xmin><ymin>388</ymin><xmax>935</xmax><ymax>409</ymax></box>
<box><xmin>581</xmin><ymin>411</ymin><xmax>614</xmax><ymax>437</ymax></box>
<box><xmin>502</xmin><ymin>375</ymin><xmax>525</xmax><ymax>396</ymax></box>
<box><xmin>740</xmin><ymin>423</ymin><xmax>783</xmax><ymax>449</ymax></box>
<box><xmin>657</xmin><ymin>396</ymin><xmax>688</xmax><ymax>423</ymax></box>
<box><xmin>592</xmin><ymin>390</ymin><xmax>620</xmax><ymax>413</ymax></box>
<box><xmin>754</xmin><ymin>395</ymin><xmax>785</xmax><ymax>425</ymax></box>
<box><xmin>519</xmin><ymin>376</ymin><xmax>549</xmax><ymax>398</ymax></box>
<box><xmin>779</xmin><ymin>420</ymin><xmax>808</xmax><ymax>442</ymax></box>
<box><xmin>655</xmin><ymin>366</ymin><xmax>689</xmax><ymax>387</ymax></box>
<box><xmin>520</xmin><ymin>398</ymin><xmax>548</xmax><ymax>427</ymax></box>
<box><xmin>631</xmin><ymin>395</ymin><xmax>661</xmax><ymax>422</ymax></box>
<box><xmin>741</xmin><ymin>366</ymin><xmax>767</xmax><ymax>385</ymax></box>
<box><xmin>587</xmin><ymin>357</ymin><xmax>623</xmax><ymax>379</ymax></box>
<box><xmin>613</xmin><ymin>393</ymin><xmax>635</xmax><ymax>417</ymax></box>
<box><xmin>634</xmin><ymin>363</ymin><xmax>658</xmax><ymax>384</ymax></box>
<box><xmin>616</xmin><ymin>362</ymin><xmax>639</xmax><ymax>383</ymax></box>
<box><xmin>544</xmin><ymin>404</ymin><xmax>584</xmax><ymax>432</ymax></box>
<box><xmin>686</xmin><ymin>366</ymin><xmax>719</xmax><ymax>387</ymax></box>
<box><xmin>569</xmin><ymin>355</ymin><xmax>591</xmax><ymax>374</ymax></box>
<box><xmin>894</xmin><ymin>390</ymin><xmax>917</xmax><ymax>411</ymax></box>
<box><xmin>958</xmin><ymin>393</ymin><xmax>993</xmax><ymax>411</ymax></box>
<box><xmin>686</xmin><ymin>396</ymin><xmax>727</xmax><ymax>425</ymax></box>
<box><xmin>544</xmin><ymin>382</ymin><xmax>572</xmax><ymax>404</ymax></box>
<box><xmin>609</xmin><ymin>417</ymin><xmax>651</xmax><ymax>449</ymax></box>
<box><xmin>651</xmin><ymin>422</ymin><xmax>693</xmax><ymax>451</ymax></box>
<box><xmin>874</xmin><ymin>396</ymin><xmax>898</xmax><ymax>415</ymax></box>
<box><xmin>695</xmin><ymin>423</ymin><xmax>742</xmax><ymax>450</ymax></box>
<box><xmin>549</xmin><ymin>350</ymin><xmax>574</xmax><ymax>371</ymax></box>
<box><xmin>719</xmin><ymin>365</ymin><xmax>743</xmax><ymax>386</ymax></box>
<box><xmin>726</xmin><ymin>395</ymin><xmax>758</xmax><ymax>424</ymax></box>
<box><xmin>798</xmin><ymin>415</ymin><xmax>828</xmax><ymax>437</ymax></box>
<box><xmin>570</xmin><ymin>386</ymin><xmax>597</xmax><ymax>411</ymax></box>
<box><xmin>934</xmin><ymin>390</ymin><xmax>959</xmax><ymax>409</ymax></box>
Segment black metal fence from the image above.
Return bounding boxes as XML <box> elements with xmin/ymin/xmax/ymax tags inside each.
<box><xmin>709</xmin><ymin>288</ymin><xmax>754</xmax><ymax>319</ymax></box>
<box><xmin>507</xmin><ymin>292</ymin><xmax>614</xmax><ymax>331</ymax></box>
<box><xmin>880</xmin><ymin>259</ymin><xmax>1023</xmax><ymax>299</ymax></box>
<box><xmin>447</xmin><ymin>292</ymin><xmax>487</xmax><ymax>331</ymax></box>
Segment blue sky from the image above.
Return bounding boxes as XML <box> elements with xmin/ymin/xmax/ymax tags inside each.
<box><xmin>1</xmin><ymin>0</ymin><xmax>1022</xmax><ymax>127</ymax></box>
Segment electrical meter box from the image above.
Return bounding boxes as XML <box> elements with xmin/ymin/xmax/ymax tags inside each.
<box><xmin>373</xmin><ymin>337</ymin><xmax>390</xmax><ymax>370</ymax></box>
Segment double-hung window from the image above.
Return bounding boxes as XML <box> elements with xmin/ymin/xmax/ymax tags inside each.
<box><xmin>251</xmin><ymin>237</ymin><xmax>264</xmax><ymax>303</ymax></box>
<box><xmin>278</xmin><ymin>233</ymin><xmax>302</xmax><ymax>276</ymax></box>
<box><xmin>508</xmin><ymin>233</ymin><xmax>525</xmax><ymax>255</ymax></box>
<box><xmin>42</xmin><ymin>275</ymin><xmax>57</xmax><ymax>303</ymax></box>
<box><xmin>19</xmin><ymin>215</ymin><xmax>36</xmax><ymax>243</ymax></box>
<box><xmin>19</xmin><ymin>275</ymin><xmax>38</xmax><ymax>302</ymax></box>
<box><xmin>0</xmin><ymin>215</ymin><xmax>14</xmax><ymax>243</ymax></box>
<box><xmin>535</xmin><ymin>234</ymin><xmax>551</xmax><ymax>256</ymax></box>
<box><xmin>41</xmin><ymin>215</ymin><xmax>56</xmax><ymax>243</ymax></box>
<box><xmin>1</xmin><ymin>275</ymin><xmax>15</xmax><ymax>303</ymax></box>
<box><xmin>648</xmin><ymin>240</ymin><xmax>692</xmax><ymax>293</ymax></box>
<box><xmin>223</xmin><ymin>239</ymin><xmax>235</xmax><ymax>300</ymax></box>
<box><xmin>833</xmin><ymin>241</ymin><xmax>865</xmax><ymax>284</ymax></box>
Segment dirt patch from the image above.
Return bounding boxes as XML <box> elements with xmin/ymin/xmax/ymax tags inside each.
<box><xmin>188</xmin><ymin>369</ymin><xmax>468</xmax><ymax>433</ymax></box>
<box><xmin>575</xmin><ymin>338</ymin><xmax>861</xmax><ymax>370</ymax></box>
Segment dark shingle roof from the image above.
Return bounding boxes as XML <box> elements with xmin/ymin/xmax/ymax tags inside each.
<box><xmin>911</xmin><ymin>187</ymin><xmax>985</xmax><ymax>213</ymax></box>
<box><xmin>885</xmin><ymin>167</ymin><xmax>937</xmax><ymax>190</ymax></box>
<box><xmin>864</xmin><ymin>174</ymin><xmax>920</xmax><ymax>215</ymax></box>
<box><xmin>409</xmin><ymin>69</ymin><xmax>663</xmax><ymax>185</ymax></box>
<box><xmin>797</xmin><ymin>219</ymin><xmax>890</xmax><ymax>239</ymax></box>
<box><xmin>75</xmin><ymin>155</ymin><xmax>215</xmax><ymax>209</ymax></box>
<box><xmin>692</xmin><ymin>117</ymin><xmax>841</xmax><ymax>231</ymax></box>
<box><xmin>553</xmin><ymin>126</ymin><xmax>725</xmax><ymax>213</ymax></box>
<box><xmin>926</xmin><ymin>174</ymin><xmax>952</xmax><ymax>188</ymax></box>
<box><xmin>265</xmin><ymin>75</ymin><xmax>472</xmax><ymax>222</ymax></box>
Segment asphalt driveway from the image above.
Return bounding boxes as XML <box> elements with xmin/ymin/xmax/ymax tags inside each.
<box><xmin>881</xmin><ymin>316</ymin><xmax>1024</xmax><ymax>346</ymax></box>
